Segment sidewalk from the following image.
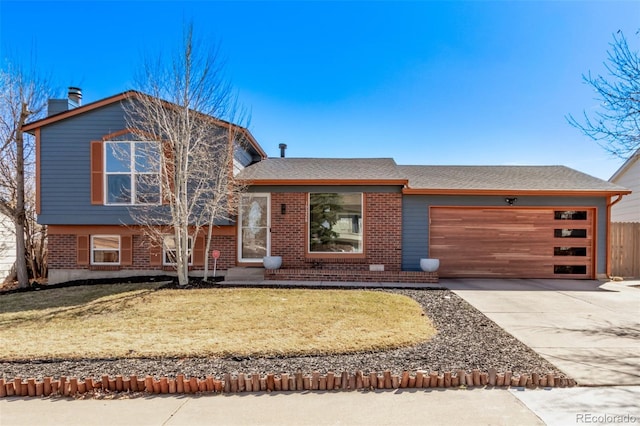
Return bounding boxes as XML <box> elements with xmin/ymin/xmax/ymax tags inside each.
<box><xmin>1</xmin><ymin>389</ymin><xmax>543</xmax><ymax>426</ymax></box>
<box><xmin>2</xmin><ymin>387</ymin><xmax>639</xmax><ymax>426</ymax></box>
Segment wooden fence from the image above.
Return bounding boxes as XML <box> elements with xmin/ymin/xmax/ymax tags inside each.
<box><xmin>610</xmin><ymin>222</ymin><xmax>640</xmax><ymax>278</ymax></box>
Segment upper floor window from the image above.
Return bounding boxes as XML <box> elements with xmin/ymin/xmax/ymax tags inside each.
<box><xmin>105</xmin><ymin>141</ymin><xmax>161</xmax><ymax>205</ymax></box>
<box><xmin>309</xmin><ymin>193</ymin><xmax>363</xmax><ymax>253</ymax></box>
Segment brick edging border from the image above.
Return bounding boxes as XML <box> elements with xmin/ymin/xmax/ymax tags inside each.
<box><xmin>0</xmin><ymin>369</ymin><xmax>576</xmax><ymax>397</ymax></box>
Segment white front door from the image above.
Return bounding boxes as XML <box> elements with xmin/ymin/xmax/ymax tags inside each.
<box><xmin>238</xmin><ymin>193</ymin><xmax>270</xmax><ymax>263</ymax></box>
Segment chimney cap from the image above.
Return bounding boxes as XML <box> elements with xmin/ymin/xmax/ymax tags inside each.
<box><xmin>68</xmin><ymin>87</ymin><xmax>82</xmax><ymax>107</ymax></box>
<box><xmin>278</xmin><ymin>143</ymin><xmax>287</xmax><ymax>158</ymax></box>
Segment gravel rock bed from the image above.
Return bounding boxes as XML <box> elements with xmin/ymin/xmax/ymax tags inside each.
<box><xmin>0</xmin><ymin>288</ymin><xmax>563</xmax><ymax>380</ymax></box>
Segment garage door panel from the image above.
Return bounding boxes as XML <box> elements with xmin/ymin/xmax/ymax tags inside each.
<box><xmin>429</xmin><ymin>207</ymin><xmax>594</xmax><ymax>279</ymax></box>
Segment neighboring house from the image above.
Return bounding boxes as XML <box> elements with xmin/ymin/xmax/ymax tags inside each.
<box><xmin>609</xmin><ymin>148</ymin><xmax>639</xmax><ymax>222</ymax></box>
<box><xmin>0</xmin><ymin>213</ymin><xmax>16</xmax><ymax>282</ymax></box>
<box><xmin>24</xmin><ymin>90</ymin><xmax>631</xmax><ymax>284</ymax></box>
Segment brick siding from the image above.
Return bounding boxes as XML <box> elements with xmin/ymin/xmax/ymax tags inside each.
<box><xmin>265</xmin><ymin>268</ymin><xmax>438</xmax><ymax>284</ymax></box>
<box><xmin>270</xmin><ymin>192</ymin><xmax>403</xmax><ymax>272</ymax></box>
<box><xmin>48</xmin><ymin>231</ymin><xmax>237</xmax><ymax>271</ymax></box>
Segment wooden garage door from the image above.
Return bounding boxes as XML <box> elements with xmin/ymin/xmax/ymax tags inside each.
<box><xmin>429</xmin><ymin>207</ymin><xmax>595</xmax><ymax>279</ymax></box>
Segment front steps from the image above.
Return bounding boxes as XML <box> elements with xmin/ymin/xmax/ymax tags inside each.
<box><xmin>225</xmin><ymin>267</ymin><xmax>265</xmax><ymax>282</ymax></box>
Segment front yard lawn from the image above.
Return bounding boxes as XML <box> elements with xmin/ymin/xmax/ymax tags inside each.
<box><xmin>0</xmin><ymin>284</ymin><xmax>436</xmax><ymax>360</ymax></box>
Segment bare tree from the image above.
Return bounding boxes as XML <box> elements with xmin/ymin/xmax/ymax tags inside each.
<box><xmin>568</xmin><ymin>31</ymin><xmax>640</xmax><ymax>159</ymax></box>
<box><xmin>125</xmin><ymin>23</ymin><xmax>248</xmax><ymax>285</ymax></box>
<box><xmin>0</xmin><ymin>60</ymin><xmax>53</xmax><ymax>288</ymax></box>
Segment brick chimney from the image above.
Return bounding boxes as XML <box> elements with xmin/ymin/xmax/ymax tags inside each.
<box><xmin>47</xmin><ymin>87</ymin><xmax>83</xmax><ymax>116</ymax></box>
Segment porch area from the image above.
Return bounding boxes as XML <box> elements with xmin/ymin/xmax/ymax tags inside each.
<box><xmin>264</xmin><ymin>268</ymin><xmax>438</xmax><ymax>284</ymax></box>
<box><xmin>225</xmin><ymin>266</ymin><xmax>438</xmax><ymax>285</ymax></box>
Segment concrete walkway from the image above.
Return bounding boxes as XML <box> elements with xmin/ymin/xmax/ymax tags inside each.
<box><xmin>0</xmin><ymin>389</ymin><xmax>544</xmax><ymax>426</ymax></box>
<box><xmin>2</xmin><ymin>387</ymin><xmax>639</xmax><ymax>426</ymax></box>
<box><xmin>445</xmin><ymin>278</ymin><xmax>640</xmax><ymax>386</ymax></box>
<box><xmin>511</xmin><ymin>385</ymin><xmax>640</xmax><ymax>426</ymax></box>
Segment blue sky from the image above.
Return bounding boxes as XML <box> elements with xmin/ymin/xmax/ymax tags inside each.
<box><xmin>1</xmin><ymin>1</ymin><xmax>639</xmax><ymax>180</ymax></box>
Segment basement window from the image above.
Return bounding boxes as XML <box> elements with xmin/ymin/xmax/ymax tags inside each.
<box><xmin>163</xmin><ymin>235</ymin><xmax>193</xmax><ymax>266</ymax></box>
<box><xmin>91</xmin><ymin>235</ymin><xmax>120</xmax><ymax>265</ymax></box>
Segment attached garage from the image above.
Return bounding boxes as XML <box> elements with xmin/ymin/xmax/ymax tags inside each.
<box><xmin>399</xmin><ymin>165</ymin><xmax>631</xmax><ymax>280</ymax></box>
<box><xmin>429</xmin><ymin>207</ymin><xmax>595</xmax><ymax>279</ymax></box>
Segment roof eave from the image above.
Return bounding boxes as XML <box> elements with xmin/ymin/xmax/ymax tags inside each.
<box><xmin>402</xmin><ymin>188</ymin><xmax>632</xmax><ymax>196</ymax></box>
<box><xmin>609</xmin><ymin>149</ymin><xmax>640</xmax><ymax>182</ymax></box>
<box><xmin>244</xmin><ymin>179</ymin><xmax>409</xmax><ymax>186</ymax></box>
<box><xmin>22</xmin><ymin>91</ymin><xmax>136</xmax><ymax>133</ymax></box>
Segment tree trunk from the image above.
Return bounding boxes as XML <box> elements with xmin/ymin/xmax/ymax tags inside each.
<box><xmin>177</xmin><ymin>222</ymin><xmax>189</xmax><ymax>286</ymax></box>
<box><xmin>24</xmin><ymin>209</ymin><xmax>37</xmax><ymax>278</ymax></box>
<box><xmin>203</xmin><ymin>216</ymin><xmax>214</xmax><ymax>281</ymax></box>
<box><xmin>15</xmin><ymin>103</ymin><xmax>29</xmax><ymax>289</ymax></box>
<box><xmin>37</xmin><ymin>225</ymin><xmax>47</xmax><ymax>279</ymax></box>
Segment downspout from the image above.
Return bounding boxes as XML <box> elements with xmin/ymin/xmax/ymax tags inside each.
<box><xmin>605</xmin><ymin>193</ymin><xmax>626</xmax><ymax>278</ymax></box>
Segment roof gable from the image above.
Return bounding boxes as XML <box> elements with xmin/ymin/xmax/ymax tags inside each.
<box><xmin>609</xmin><ymin>148</ymin><xmax>640</xmax><ymax>183</ymax></box>
<box><xmin>22</xmin><ymin>90</ymin><xmax>267</xmax><ymax>159</ymax></box>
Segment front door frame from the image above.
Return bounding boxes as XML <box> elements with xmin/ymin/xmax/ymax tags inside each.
<box><xmin>238</xmin><ymin>193</ymin><xmax>271</xmax><ymax>264</ymax></box>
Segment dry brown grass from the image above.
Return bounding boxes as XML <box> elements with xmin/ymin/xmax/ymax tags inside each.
<box><xmin>0</xmin><ymin>284</ymin><xmax>436</xmax><ymax>360</ymax></box>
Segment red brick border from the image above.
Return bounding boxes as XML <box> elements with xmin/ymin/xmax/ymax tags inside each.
<box><xmin>0</xmin><ymin>369</ymin><xmax>575</xmax><ymax>398</ymax></box>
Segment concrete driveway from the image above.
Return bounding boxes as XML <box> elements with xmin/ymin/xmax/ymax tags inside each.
<box><xmin>442</xmin><ymin>278</ymin><xmax>640</xmax><ymax>386</ymax></box>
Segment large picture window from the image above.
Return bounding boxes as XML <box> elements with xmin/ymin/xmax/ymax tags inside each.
<box><xmin>163</xmin><ymin>235</ymin><xmax>193</xmax><ymax>266</ymax></box>
<box><xmin>91</xmin><ymin>235</ymin><xmax>120</xmax><ymax>265</ymax></box>
<box><xmin>309</xmin><ymin>193</ymin><xmax>363</xmax><ymax>253</ymax></box>
<box><xmin>105</xmin><ymin>141</ymin><xmax>161</xmax><ymax>205</ymax></box>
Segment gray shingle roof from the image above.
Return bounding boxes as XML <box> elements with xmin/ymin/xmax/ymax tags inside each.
<box><xmin>239</xmin><ymin>158</ymin><xmax>628</xmax><ymax>193</ymax></box>
<box><xmin>238</xmin><ymin>158</ymin><xmax>406</xmax><ymax>182</ymax></box>
<box><xmin>398</xmin><ymin>165</ymin><xmax>628</xmax><ymax>192</ymax></box>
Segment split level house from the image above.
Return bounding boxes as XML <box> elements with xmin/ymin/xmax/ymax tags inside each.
<box><xmin>23</xmin><ymin>90</ymin><xmax>631</xmax><ymax>285</ymax></box>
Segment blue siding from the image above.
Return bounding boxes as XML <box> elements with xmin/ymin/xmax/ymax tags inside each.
<box><xmin>39</xmin><ymin>102</ymin><xmax>135</xmax><ymax>225</ymax></box>
<box><xmin>402</xmin><ymin>195</ymin><xmax>609</xmax><ymax>275</ymax></box>
<box><xmin>39</xmin><ymin>100</ymin><xmax>257</xmax><ymax>225</ymax></box>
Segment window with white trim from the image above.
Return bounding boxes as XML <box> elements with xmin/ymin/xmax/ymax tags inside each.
<box><xmin>309</xmin><ymin>193</ymin><xmax>363</xmax><ymax>253</ymax></box>
<box><xmin>105</xmin><ymin>141</ymin><xmax>161</xmax><ymax>205</ymax></box>
<box><xmin>163</xmin><ymin>235</ymin><xmax>193</xmax><ymax>265</ymax></box>
<box><xmin>91</xmin><ymin>235</ymin><xmax>120</xmax><ymax>265</ymax></box>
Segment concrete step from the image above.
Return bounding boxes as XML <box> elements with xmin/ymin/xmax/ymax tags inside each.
<box><xmin>225</xmin><ymin>267</ymin><xmax>265</xmax><ymax>281</ymax></box>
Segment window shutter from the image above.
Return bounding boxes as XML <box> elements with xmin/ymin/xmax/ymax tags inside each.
<box><xmin>121</xmin><ymin>235</ymin><xmax>133</xmax><ymax>265</ymax></box>
<box><xmin>77</xmin><ymin>235</ymin><xmax>90</xmax><ymax>265</ymax></box>
<box><xmin>149</xmin><ymin>241</ymin><xmax>163</xmax><ymax>266</ymax></box>
<box><xmin>90</xmin><ymin>141</ymin><xmax>104</xmax><ymax>205</ymax></box>
<box><xmin>193</xmin><ymin>234</ymin><xmax>205</xmax><ymax>266</ymax></box>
